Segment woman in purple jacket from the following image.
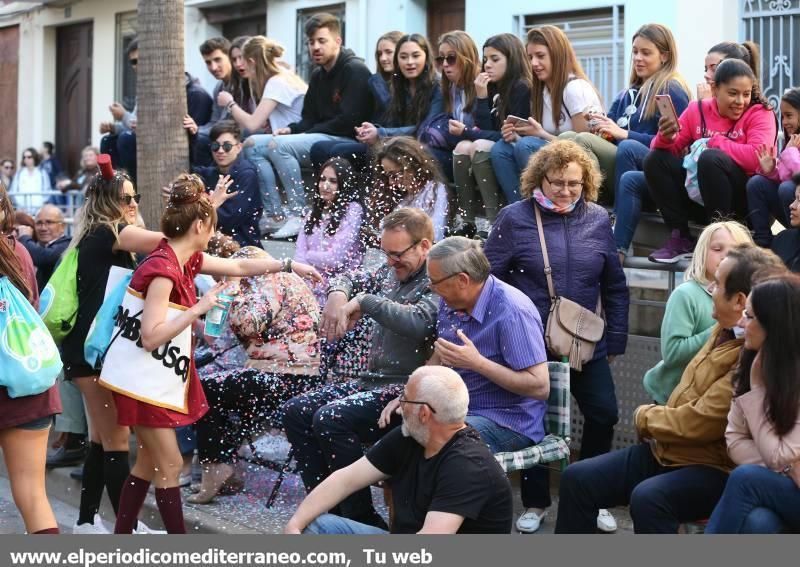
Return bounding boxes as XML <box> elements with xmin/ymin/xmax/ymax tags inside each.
<box><xmin>484</xmin><ymin>139</ymin><xmax>629</xmax><ymax>534</ymax></box>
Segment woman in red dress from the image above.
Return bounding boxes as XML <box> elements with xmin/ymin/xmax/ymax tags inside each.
<box><xmin>112</xmin><ymin>174</ymin><xmax>320</xmax><ymax>534</ymax></box>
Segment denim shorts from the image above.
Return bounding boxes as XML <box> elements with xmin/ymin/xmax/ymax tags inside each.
<box><xmin>16</xmin><ymin>415</ymin><xmax>54</xmax><ymax>431</ymax></box>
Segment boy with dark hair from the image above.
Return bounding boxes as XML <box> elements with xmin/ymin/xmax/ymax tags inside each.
<box><xmin>191</xmin><ymin>120</ymin><xmax>262</xmax><ymax>247</ymax></box>
<box><xmin>245</xmin><ymin>12</ymin><xmax>373</xmax><ymax>238</ymax></box>
<box><xmin>185</xmin><ymin>37</ymin><xmax>235</xmax><ymax>167</ymax></box>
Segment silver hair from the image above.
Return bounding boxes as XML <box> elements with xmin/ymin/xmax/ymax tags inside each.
<box><xmin>428</xmin><ymin>236</ymin><xmax>490</xmax><ymax>282</ymax></box>
<box><xmin>411</xmin><ymin>366</ymin><xmax>469</xmax><ymax>424</ymax></box>
<box><xmin>36</xmin><ymin>203</ymin><xmax>64</xmax><ymax>221</ymax></box>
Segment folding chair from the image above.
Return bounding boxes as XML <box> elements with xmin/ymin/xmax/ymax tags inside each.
<box><xmin>494</xmin><ymin>361</ymin><xmax>572</xmax><ymax>475</ymax></box>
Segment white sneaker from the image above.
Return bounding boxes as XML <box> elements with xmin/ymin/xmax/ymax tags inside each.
<box><xmin>134</xmin><ymin>520</ymin><xmax>167</xmax><ymax>535</ymax></box>
<box><xmin>259</xmin><ymin>215</ymin><xmax>286</xmax><ymax>235</ymax></box>
<box><xmin>596</xmin><ymin>508</ymin><xmax>617</xmax><ymax>533</ymax></box>
<box><xmin>515</xmin><ymin>509</ymin><xmax>547</xmax><ymax>533</ymax></box>
<box><xmin>269</xmin><ymin>216</ymin><xmax>303</xmax><ymax>239</ymax></box>
<box><xmin>72</xmin><ymin>514</ymin><xmax>110</xmax><ymax>534</ymax></box>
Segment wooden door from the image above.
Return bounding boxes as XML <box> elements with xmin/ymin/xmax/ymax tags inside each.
<box><xmin>0</xmin><ymin>25</ymin><xmax>19</xmax><ymax>162</ymax></box>
<box><xmin>56</xmin><ymin>22</ymin><xmax>93</xmax><ymax>178</ymax></box>
<box><xmin>427</xmin><ymin>0</ymin><xmax>465</xmax><ymax>44</ymax></box>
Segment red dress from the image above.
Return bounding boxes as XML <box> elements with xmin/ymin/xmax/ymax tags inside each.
<box><xmin>113</xmin><ymin>239</ymin><xmax>208</xmax><ymax>427</ymax></box>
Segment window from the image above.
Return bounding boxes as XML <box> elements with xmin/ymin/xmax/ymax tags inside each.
<box><xmin>115</xmin><ymin>11</ymin><xmax>137</xmax><ymax>112</ymax></box>
<box><xmin>741</xmin><ymin>0</ymin><xmax>800</xmax><ymax>112</ymax></box>
<box><xmin>295</xmin><ymin>3</ymin><xmax>346</xmax><ymax>82</ymax></box>
<box><xmin>519</xmin><ymin>6</ymin><xmax>625</xmax><ymax>109</ymax></box>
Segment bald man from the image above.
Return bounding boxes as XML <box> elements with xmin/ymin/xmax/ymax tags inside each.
<box><xmin>17</xmin><ymin>204</ymin><xmax>70</xmax><ymax>290</ymax></box>
<box><xmin>285</xmin><ymin>366</ymin><xmax>513</xmax><ymax>535</ymax></box>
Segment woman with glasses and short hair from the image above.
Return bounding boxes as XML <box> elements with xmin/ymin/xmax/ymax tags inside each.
<box><xmin>483</xmin><ymin>139</ymin><xmax>629</xmax><ymax>534</ymax></box>
<box><xmin>9</xmin><ymin>147</ymin><xmax>52</xmax><ymax>213</ymax></box>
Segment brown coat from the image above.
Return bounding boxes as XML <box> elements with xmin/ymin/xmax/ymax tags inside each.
<box><xmin>635</xmin><ymin>325</ymin><xmax>742</xmax><ymax>471</ymax></box>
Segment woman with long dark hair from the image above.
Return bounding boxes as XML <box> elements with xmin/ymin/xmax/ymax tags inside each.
<box><xmin>295</xmin><ymin>157</ymin><xmax>364</xmax><ymax>305</ymax></box>
<box><xmin>706</xmin><ymin>275</ymin><xmax>800</xmax><ymax>533</ymax></box>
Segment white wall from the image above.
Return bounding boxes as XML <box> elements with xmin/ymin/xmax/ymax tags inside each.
<box><xmin>9</xmin><ymin>0</ymin><xmax>138</xmax><ymax>153</ymax></box>
<box><xmin>184</xmin><ymin>6</ymin><xmax>223</xmax><ymax>94</ymax></box>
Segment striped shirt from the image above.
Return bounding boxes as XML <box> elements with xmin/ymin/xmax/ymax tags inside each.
<box><xmin>437</xmin><ymin>276</ymin><xmax>548</xmax><ymax>442</ymax></box>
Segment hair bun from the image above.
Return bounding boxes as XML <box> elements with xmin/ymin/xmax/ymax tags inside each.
<box><xmin>167</xmin><ymin>173</ymin><xmax>205</xmax><ymax>206</ymax></box>
<box><xmin>97</xmin><ymin>154</ymin><xmax>115</xmax><ymax>180</ymax></box>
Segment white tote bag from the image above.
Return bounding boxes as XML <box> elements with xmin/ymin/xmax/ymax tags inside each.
<box><xmin>98</xmin><ymin>287</ymin><xmax>192</xmax><ymax>413</ymax></box>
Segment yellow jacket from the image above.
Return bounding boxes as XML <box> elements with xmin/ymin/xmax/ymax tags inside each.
<box><xmin>634</xmin><ymin>325</ymin><xmax>742</xmax><ymax>471</ymax></box>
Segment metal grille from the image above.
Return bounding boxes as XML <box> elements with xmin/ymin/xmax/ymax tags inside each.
<box><xmin>742</xmin><ymin>0</ymin><xmax>800</xmax><ymax>111</ymax></box>
<box><xmin>522</xmin><ymin>6</ymin><xmax>625</xmax><ymax>108</ymax></box>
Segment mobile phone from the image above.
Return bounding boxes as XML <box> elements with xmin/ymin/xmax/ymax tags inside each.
<box><xmin>655</xmin><ymin>94</ymin><xmax>680</xmax><ymax>126</ymax></box>
<box><xmin>505</xmin><ymin>114</ymin><xmax>528</xmax><ymax>126</ymax></box>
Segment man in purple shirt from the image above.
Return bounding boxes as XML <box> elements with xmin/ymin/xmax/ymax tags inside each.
<box><xmin>379</xmin><ymin>236</ymin><xmax>550</xmax><ymax>529</ymax></box>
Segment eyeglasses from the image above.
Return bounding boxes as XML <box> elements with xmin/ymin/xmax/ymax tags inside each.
<box><xmin>544</xmin><ymin>175</ymin><xmax>583</xmax><ymax>190</ymax></box>
<box><xmin>130</xmin><ymin>58</ymin><xmax>138</xmax><ymax>67</ymax></box>
<box><xmin>429</xmin><ymin>272</ymin><xmax>460</xmax><ymax>287</ymax></box>
<box><xmin>435</xmin><ymin>54</ymin><xmax>457</xmax><ymax>66</ymax></box>
<box><xmin>398</xmin><ymin>393</ymin><xmax>437</xmax><ymax>414</ymax></box>
<box><xmin>35</xmin><ymin>220</ymin><xmax>63</xmax><ymax>227</ymax></box>
<box><xmin>380</xmin><ymin>240</ymin><xmax>419</xmax><ymax>262</ymax></box>
<box><xmin>120</xmin><ymin>194</ymin><xmax>141</xmax><ymax>206</ymax></box>
<box><xmin>211</xmin><ymin>141</ymin><xmax>237</xmax><ymax>153</ymax></box>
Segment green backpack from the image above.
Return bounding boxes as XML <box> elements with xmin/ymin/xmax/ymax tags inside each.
<box><xmin>38</xmin><ymin>247</ymin><xmax>79</xmax><ymax>344</ymax></box>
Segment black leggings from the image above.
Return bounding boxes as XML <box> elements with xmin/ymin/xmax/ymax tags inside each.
<box><xmin>196</xmin><ymin>369</ymin><xmax>324</xmax><ymax>464</ymax></box>
<box><xmin>643</xmin><ymin>148</ymin><xmax>749</xmax><ymax>233</ymax></box>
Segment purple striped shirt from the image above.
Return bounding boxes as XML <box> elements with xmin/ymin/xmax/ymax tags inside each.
<box><xmin>437</xmin><ymin>276</ymin><xmax>548</xmax><ymax>442</ymax></box>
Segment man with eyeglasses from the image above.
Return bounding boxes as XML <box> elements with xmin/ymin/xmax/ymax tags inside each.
<box><xmin>285</xmin><ymin>365</ymin><xmax>513</xmax><ymax>534</ymax></box>
<box><xmin>16</xmin><ymin>204</ymin><xmax>70</xmax><ymax>290</ymax></box>
<box><xmin>283</xmin><ymin>207</ymin><xmax>439</xmax><ymax>530</ymax></box>
<box><xmin>190</xmin><ymin>120</ymin><xmax>262</xmax><ymax>247</ymax></box>
<box><xmin>0</xmin><ymin>158</ymin><xmax>14</xmax><ymax>188</ymax></box>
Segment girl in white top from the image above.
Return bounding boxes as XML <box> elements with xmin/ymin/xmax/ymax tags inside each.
<box><xmin>9</xmin><ymin>147</ymin><xmax>52</xmax><ymax>212</ymax></box>
<box><xmin>491</xmin><ymin>25</ymin><xmax>603</xmax><ymax>203</ymax></box>
<box><xmin>217</xmin><ymin>36</ymin><xmax>307</xmax><ymax>134</ymax></box>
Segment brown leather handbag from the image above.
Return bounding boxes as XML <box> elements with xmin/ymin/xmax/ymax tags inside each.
<box><xmin>534</xmin><ymin>205</ymin><xmax>605</xmax><ymax>371</ymax></box>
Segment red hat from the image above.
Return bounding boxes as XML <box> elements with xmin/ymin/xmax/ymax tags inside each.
<box><xmin>97</xmin><ymin>153</ymin><xmax>115</xmax><ymax>180</ymax></box>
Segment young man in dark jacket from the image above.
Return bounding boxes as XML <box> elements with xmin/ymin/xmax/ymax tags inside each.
<box><xmin>192</xmin><ymin>121</ymin><xmax>262</xmax><ymax>248</ymax></box>
<box><xmin>244</xmin><ymin>12</ymin><xmax>372</xmax><ymax>239</ymax></box>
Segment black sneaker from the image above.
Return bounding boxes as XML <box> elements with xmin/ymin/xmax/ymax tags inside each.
<box><xmin>46</xmin><ymin>444</ymin><xmax>88</xmax><ymax>468</ymax></box>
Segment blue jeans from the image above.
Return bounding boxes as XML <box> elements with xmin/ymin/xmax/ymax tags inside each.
<box><xmin>614</xmin><ymin>171</ymin><xmax>648</xmax><ymax>254</ymax></box>
<box><xmin>305</xmin><ymin>513</ymin><xmax>388</xmax><ymax>534</ymax></box>
<box><xmin>490</xmin><ymin>136</ymin><xmax>548</xmax><ymax>203</ymax></box>
<box><xmin>706</xmin><ymin>464</ymin><xmax>800</xmax><ymax>533</ymax></box>
<box><xmin>745</xmin><ymin>175</ymin><xmax>795</xmax><ymax>246</ymax></box>
<box><xmin>556</xmin><ymin>442</ymin><xmax>729</xmax><ymax>533</ymax></box>
<box><xmin>244</xmin><ymin>136</ymin><xmax>283</xmax><ymax>217</ymax></box>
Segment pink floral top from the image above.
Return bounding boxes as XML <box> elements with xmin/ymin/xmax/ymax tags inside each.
<box><xmin>228</xmin><ymin>270</ymin><xmax>321</xmax><ymax>376</ymax></box>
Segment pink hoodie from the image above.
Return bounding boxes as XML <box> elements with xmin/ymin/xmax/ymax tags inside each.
<box><xmin>651</xmin><ymin>98</ymin><xmax>777</xmax><ymax>176</ymax></box>
<box><xmin>761</xmin><ymin>146</ymin><xmax>800</xmax><ymax>182</ymax></box>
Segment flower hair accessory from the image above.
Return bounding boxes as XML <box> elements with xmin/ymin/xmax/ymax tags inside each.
<box><xmin>97</xmin><ymin>154</ymin><xmax>115</xmax><ymax>181</ymax></box>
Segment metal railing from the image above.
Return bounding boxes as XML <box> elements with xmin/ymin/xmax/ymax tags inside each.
<box><xmin>9</xmin><ymin>190</ymin><xmax>85</xmax><ymax>236</ymax></box>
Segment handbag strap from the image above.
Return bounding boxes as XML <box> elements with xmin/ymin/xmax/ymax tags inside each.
<box><xmin>534</xmin><ymin>203</ymin><xmax>603</xmax><ymax>315</ymax></box>
<box><xmin>96</xmin><ymin>308</ymin><xmax>143</xmax><ymax>369</ymax></box>
<box><xmin>533</xmin><ymin>204</ymin><xmax>557</xmax><ymax>301</ymax></box>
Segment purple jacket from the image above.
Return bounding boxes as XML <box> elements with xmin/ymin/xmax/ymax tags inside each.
<box><xmin>484</xmin><ymin>198</ymin><xmax>629</xmax><ymax>360</ymax></box>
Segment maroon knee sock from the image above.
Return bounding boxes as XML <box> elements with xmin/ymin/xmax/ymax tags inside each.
<box><xmin>155</xmin><ymin>487</ymin><xmax>186</xmax><ymax>534</ymax></box>
<box><xmin>114</xmin><ymin>475</ymin><xmax>150</xmax><ymax>534</ymax></box>
<box><xmin>32</xmin><ymin>527</ymin><xmax>59</xmax><ymax>534</ymax></box>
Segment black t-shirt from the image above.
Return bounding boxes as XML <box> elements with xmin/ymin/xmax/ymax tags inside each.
<box><xmin>366</xmin><ymin>426</ymin><xmax>512</xmax><ymax>534</ymax></box>
<box><xmin>62</xmin><ymin>224</ymin><xmax>136</xmax><ymax>371</ymax></box>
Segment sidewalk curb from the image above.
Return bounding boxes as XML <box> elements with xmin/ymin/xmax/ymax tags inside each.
<box><xmin>0</xmin><ymin>461</ymin><xmax>262</xmax><ymax>534</ymax></box>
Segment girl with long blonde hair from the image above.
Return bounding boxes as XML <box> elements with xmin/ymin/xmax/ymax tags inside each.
<box><xmin>490</xmin><ymin>25</ymin><xmax>603</xmax><ymax>203</ymax></box>
<box><xmin>560</xmin><ymin>24</ymin><xmax>692</xmax><ymax>204</ymax></box>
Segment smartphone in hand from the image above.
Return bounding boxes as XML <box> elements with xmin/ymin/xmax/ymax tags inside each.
<box><xmin>505</xmin><ymin>114</ymin><xmax>528</xmax><ymax>126</ymax></box>
<box><xmin>655</xmin><ymin>94</ymin><xmax>680</xmax><ymax>127</ymax></box>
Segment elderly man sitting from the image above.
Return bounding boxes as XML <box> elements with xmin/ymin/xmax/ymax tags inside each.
<box><xmin>382</xmin><ymin>236</ymin><xmax>550</xmax><ymax>530</ymax></box>
<box><xmin>282</xmin><ymin>208</ymin><xmax>439</xmax><ymax>530</ymax></box>
<box><xmin>284</xmin><ymin>366</ymin><xmax>513</xmax><ymax>534</ymax></box>
<box><xmin>16</xmin><ymin>203</ymin><xmax>70</xmax><ymax>290</ymax></box>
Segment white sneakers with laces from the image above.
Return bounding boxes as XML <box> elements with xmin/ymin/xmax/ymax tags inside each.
<box><xmin>596</xmin><ymin>508</ymin><xmax>618</xmax><ymax>533</ymax></box>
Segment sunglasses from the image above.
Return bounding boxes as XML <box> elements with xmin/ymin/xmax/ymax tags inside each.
<box><xmin>121</xmin><ymin>194</ymin><xmax>141</xmax><ymax>205</ymax></box>
<box><xmin>130</xmin><ymin>58</ymin><xmax>138</xmax><ymax>66</ymax></box>
<box><xmin>435</xmin><ymin>54</ymin><xmax>457</xmax><ymax>66</ymax></box>
<box><xmin>211</xmin><ymin>141</ymin><xmax>237</xmax><ymax>153</ymax></box>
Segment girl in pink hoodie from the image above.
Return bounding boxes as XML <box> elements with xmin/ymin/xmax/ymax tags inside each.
<box><xmin>643</xmin><ymin>58</ymin><xmax>777</xmax><ymax>263</ymax></box>
<box><xmin>746</xmin><ymin>87</ymin><xmax>800</xmax><ymax>246</ymax></box>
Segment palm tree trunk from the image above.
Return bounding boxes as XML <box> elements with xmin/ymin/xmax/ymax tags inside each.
<box><xmin>136</xmin><ymin>0</ymin><xmax>188</xmax><ymax>229</ymax></box>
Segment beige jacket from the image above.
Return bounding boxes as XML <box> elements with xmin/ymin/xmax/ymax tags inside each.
<box><xmin>726</xmin><ymin>386</ymin><xmax>800</xmax><ymax>471</ymax></box>
<box><xmin>635</xmin><ymin>325</ymin><xmax>742</xmax><ymax>471</ymax></box>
